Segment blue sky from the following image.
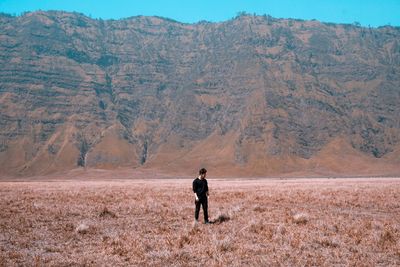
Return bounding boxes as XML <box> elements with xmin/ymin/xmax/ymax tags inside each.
<box><xmin>0</xmin><ymin>0</ymin><xmax>399</xmax><ymax>27</ymax></box>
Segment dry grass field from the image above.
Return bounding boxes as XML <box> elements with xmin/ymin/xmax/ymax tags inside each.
<box><xmin>1</xmin><ymin>177</ymin><xmax>400</xmax><ymax>266</ymax></box>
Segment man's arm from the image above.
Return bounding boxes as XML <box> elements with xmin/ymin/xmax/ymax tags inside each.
<box><xmin>193</xmin><ymin>180</ymin><xmax>199</xmax><ymax>201</ymax></box>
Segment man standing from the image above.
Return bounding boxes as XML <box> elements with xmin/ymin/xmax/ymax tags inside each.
<box><xmin>192</xmin><ymin>168</ymin><xmax>210</xmax><ymax>224</ymax></box>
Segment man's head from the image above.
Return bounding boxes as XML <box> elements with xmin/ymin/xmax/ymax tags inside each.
<box><xmin>199</xmin><ymin>168</ymin><xmax>207</xmax><ymax>179</ymax></box>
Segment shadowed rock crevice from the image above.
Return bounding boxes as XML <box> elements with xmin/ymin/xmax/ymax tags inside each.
<box><xmin>77</xmin><ymin>137</ymin><xmax>89</xmax><ymax>167</ymax></box>
<box><xmin>140</xmin><ymin>140</ymin><xmax>148</xmax><ymax>165</ymax></box>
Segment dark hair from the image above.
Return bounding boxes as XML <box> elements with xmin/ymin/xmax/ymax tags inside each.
<box><xmin>199</xmin><ymin>168</ymin><xmax>207</xmax><ymax>175</ymax></box>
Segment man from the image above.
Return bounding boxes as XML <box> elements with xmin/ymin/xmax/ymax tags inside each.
<box><xmin>192</xmin><ymin>168</ymin><xmax>210</xmax><ymax>224</ymax></box>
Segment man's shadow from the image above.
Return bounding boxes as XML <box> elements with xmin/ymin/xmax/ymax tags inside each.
<box><xmin>210</xmin><ymin>213</ymin><xmax>230</xmax><ymax>224</ymax></box>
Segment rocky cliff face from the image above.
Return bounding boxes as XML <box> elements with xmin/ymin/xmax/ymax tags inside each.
<box><xmin>0</xmin><ymin>11</ymin><xmax>399</xmax><ymax>177</ymax></box>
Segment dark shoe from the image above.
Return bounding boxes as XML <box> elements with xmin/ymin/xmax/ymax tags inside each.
<box><xmin>204</xmin><ymin>221</ymin><xmax>211</xmax><ymax>224</ymax></box>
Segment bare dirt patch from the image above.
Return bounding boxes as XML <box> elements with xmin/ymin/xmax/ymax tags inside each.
<box><xmin>1</xmin><ymin>178</ymin><xmax>400</xmax><ymax>266</ymax></box>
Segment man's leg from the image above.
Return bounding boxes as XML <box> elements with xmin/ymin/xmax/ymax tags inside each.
<box><xmin>195</xmin><ymin>199</ymin><xmax>201</xmax><ymax>221</ymax></box>
<box><xmin>202</xmin><ymin>198</ymin><xmax>209</xmax><ymax>223</ymax></box>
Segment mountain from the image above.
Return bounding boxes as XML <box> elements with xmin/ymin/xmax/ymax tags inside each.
<box><xmin>0</xmin><ymin>11</ymin><xmax>399</xmax><ymax>177</ymax></box>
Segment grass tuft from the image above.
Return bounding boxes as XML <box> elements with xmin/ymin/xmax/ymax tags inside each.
<box><xmin>76</xmin><ymin>223</ymin><xmax>90</xmax><ymax>234</ymax></box>
<box><xmin>293</xmin><ymin>213</ymin><xmax>309</xmax><ymax>224</ymax></box>
<box><xmin>99</xmin><ymin>206</ymin><xmax>116</xmax><ymax>218</ymax></box>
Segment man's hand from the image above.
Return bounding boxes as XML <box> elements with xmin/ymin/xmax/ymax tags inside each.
<box><xmin>195</xmin><ymin>195</ymin><xmax>199</xmax><ymax>201</ymax></box>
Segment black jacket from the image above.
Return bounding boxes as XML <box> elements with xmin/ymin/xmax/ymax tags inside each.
<box><xmin>192</xmin><ymin>178</ymin><xmax>208</xmax><ymax>199</ymax></box>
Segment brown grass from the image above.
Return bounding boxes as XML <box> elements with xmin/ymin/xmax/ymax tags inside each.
<box><xmin>0</xmin><ymin>178</ymin><xmax>400</xmax><ymax>266</ymax></box>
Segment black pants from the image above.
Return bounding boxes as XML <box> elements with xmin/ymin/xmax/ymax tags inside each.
<box><xmin>195</xmin><ymin>197</ymin><xmax>208</xmax><ymax>222</ymax></box>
